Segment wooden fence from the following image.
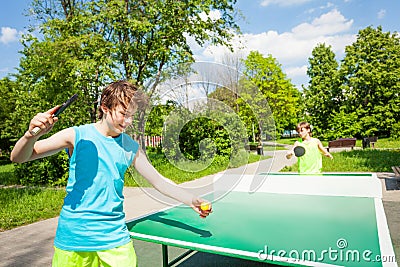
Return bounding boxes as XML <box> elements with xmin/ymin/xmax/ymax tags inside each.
<box><xmin>144</xmin><ymin>136</ymin><xmax>163</xmax><ymax>147</ymax></box>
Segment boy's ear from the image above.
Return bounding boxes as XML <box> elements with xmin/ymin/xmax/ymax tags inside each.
<box><xmin>100</xmin><ymin>105</ymin><xmax>109</xmax><ymax>113</ymax></box>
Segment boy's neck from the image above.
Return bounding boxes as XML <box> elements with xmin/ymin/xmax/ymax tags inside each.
<box><xmin>94</xmin><ymin>121</ymin><xmax>120</xmax><ymax>138</ymax></box>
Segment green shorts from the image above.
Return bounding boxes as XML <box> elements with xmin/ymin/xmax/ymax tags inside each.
<box><xmin>52</xmin><ymin>241</ymin><xmax>137</xmax><ymax>267</ymax></box>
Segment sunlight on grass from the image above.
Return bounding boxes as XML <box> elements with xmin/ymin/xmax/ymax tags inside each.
<box><xmin>0</xmin><ymin>187</ymin><xmax>65</xmax><ymax>231</ymax></box>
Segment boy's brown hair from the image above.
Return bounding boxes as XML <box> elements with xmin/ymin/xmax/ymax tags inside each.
<box><xmin>98</xmin><ymin>80</ymin><xmax>148</xmax><ymax>119</ymax></box>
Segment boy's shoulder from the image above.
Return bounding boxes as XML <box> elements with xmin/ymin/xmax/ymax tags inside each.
<box><xmin>72</xmin><ymin>123</ymin><xmax>92</xmax><ymax>130</ymax></box>
<box><xmin>311</xmin><ymin>137</ymin><xmax>322</xmax><ymax>143</ymax></box>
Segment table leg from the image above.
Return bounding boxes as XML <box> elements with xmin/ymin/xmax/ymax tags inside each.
<box><xmin>162</xmin><ymin>244</ymin><xmax>168</xmax><ymax>267</ymax></box>
<box><xmin>161</xmin><ymin>244</ymin><xmax>195</xmax><ymax>267</ymax></box>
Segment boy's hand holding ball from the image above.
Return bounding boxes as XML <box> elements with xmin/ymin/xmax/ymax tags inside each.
<box><xmin>198</xmin><ymin>201</ymin><xmax>212</xmax><ymax>218</ymax></box>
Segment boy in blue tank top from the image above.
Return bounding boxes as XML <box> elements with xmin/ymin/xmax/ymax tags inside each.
<box><xmin>10</xmin><ymin>80</ymin><xmax>212</xmax><ymax>267</ymax></box>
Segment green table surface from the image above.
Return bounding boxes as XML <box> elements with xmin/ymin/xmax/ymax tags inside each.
<box><xmin>128</xmin><ymin>191</ymin><xmax>383</xmax><ymax>267</ymax></box>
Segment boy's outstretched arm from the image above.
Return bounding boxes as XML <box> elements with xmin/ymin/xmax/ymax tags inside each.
<box><xmin>317</xmin><ymin>139</ymin><xmax>333</xmax><ymax>159</ymax></box>
<box><xmin>133</xmin><ymin>149</ymin><xmax>211</xmax><ymax>218</ymax></box>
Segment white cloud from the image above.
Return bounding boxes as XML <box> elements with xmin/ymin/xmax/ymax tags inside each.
<box><xmin>0</xmin><ymin>27</ymin><xmax>19</xmax><ymax>44</ymax></box>
<box><xmin>192</xmin><ymin>9</ymin><xmax>356</xmax><ymax>89</ymax></box>
<box><xmin>199</xmin><ymin>10</ymin><xmax>221</xmax><ymax>22</ymax></box>
<box><xmin>292</xmin><ymin>9</ymin><xmax>353</xmax><ymax>38</ymax></box>
<box><xmin>260</xmin><ymin>0</ymin><xmax>313</xmax><ymax>7</ymax></box>
<box><xmin>377</xmin><ymin>9</ymin><xmax>386</xmax><ymax>19</ymax></box>
<box><xmin>285</xmin><ymin>65</ymin><xmax>308</xmax><ymax>77</ymax></box>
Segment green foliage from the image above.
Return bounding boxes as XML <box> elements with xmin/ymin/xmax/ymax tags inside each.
<box><xmin>179</xmin><ymin>117</ymin><xmax>231</xmax><ymax>158</ymax></box>
<box><xmin>0</xmin><ymin>78</ymin><xmax>20</xmax><ymax>151</ymax></box>
<box><xmin>0</xmin><ymin>164</ymin><xmax>17</xmax><ymax>185</ymax></box>
<box><xmin>304</xmin><ymin>27</ymin><xmax>400</xmax><ymax>140</ymax></box>
<box><xmin>209</xmin><ymin>86</ymin><xmax>256</xmax><ymax>142</ymax></box>
<box><xmin>1</xmin><ymin>0</ymin><xmax>241</xmax><ymax>184</ymax></box>
<box><xmin>160</xmin><ymin>103</ymin><xmax>248</xmax><ymax>172</ymax></box>
<box><xmin>339</xmin><ymin>26</ymin><xmax>400</xmax><ymax>137</ymax></box>
<box><xmin>324</xmin><ymin>107</ymin><xmax>361</xmax><ymax>140</ymax></box>
<box><xmin>14</xmin><ymin>152</ymin><xmax>69</xmax><ymax>186</ymax></box>
<box><xmin>28</xmin><ymin>0</ymin><xmax>240</xmax><ymax>92</ymax></box>
<box><xmin>144</xmin><ymin>100</ymin><xmax>177</xmax><ymax>136</ymax></box>
<box><xmin>242</xmin><ymin>51</ymin><xmax>301</xmax><ymax>135</ymax></box>
<box><xmin>304</xmin><ymin>43</ymin><xmax>341</xmax><ymax>138</ymax></box>
<box><xmin>391</xmin><ymin>122</ymin><xmax>400</xmax><ymax>139</ymax></box>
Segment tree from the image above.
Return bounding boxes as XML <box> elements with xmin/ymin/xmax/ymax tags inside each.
<box><xmin>0</xmin><ymin>78</ymin><xmax>19</xmax><ymax>153</ymax></box>
<box><xmin>5</xmin><ymin>0</ymin><xmax>241</xmax><ymax>185</ymax></box>
<box><xmin>324</xmin><ymin>107</ymin><xmax>361</xmax><ymax>140</ymax></box>
<box><xmin>242</xmin><ymin>51</ymin><xmax>301</xmax><ymax>136</ymax></box>
<box><xmin>208</xmin><ymin>85</ymin><xmax>258</xmax><ymax>142</ymax></box>
<box><xmin>144</xmin><ymin>100</ymin><xmax>177</xmax><ymax>137</ymax></box>
<box><xmin>27</xmin><ymin>0</ymin><xmax>240</xmax><ymax>90</ymax></box>
<box><xmin>6</xmin><ymin>0</ymin><xmax>241</xmax><ymax>143</ymax></box>
<box><xmin>303</xmin><ymin>43</ymin><xmax>341</xmax><ymax>138</ymax></box>
<box><xmin>339</xmin><ymin>26</ymin><xmax>400</xmax><ymax>137</ymax></box>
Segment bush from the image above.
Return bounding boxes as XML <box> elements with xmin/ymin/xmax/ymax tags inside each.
<box><xmin>391</xmin><ymin>122</ymin><xmax>400</xmax><ymax>139</ymax></box>
<box><xmin>0</xmin><ymin>154</ymin><xmax>11</xmax><ymax>165</ymax></box>
<box><xmin>14</xmin><ymin>151</ymin><xmax>69</xmax><ymax>186</ymax></box>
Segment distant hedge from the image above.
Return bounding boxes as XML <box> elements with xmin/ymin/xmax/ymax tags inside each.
<box><xmin>14</xmin><ymin>152</ymin><xmax>69</xmax><ymax>186</ymax></box>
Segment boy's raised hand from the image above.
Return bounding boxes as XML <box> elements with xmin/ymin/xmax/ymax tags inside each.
<box><xmin>28</xmin><ymin>106</ymin><xmax>59</xmax><ymax>137</ymax></box>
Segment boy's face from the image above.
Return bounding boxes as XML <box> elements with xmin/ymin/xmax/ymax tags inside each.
<box><xmin>103</xmin><ymin>104</ymin><xmax>136</xmax><ymax>134</ymax></box>
<box><xmin>298</xmin><ymin>127</ymin><xmax>310</xmax><ymax>138</ymax></box>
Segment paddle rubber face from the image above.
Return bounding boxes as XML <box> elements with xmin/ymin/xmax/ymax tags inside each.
<box><xmin>294</xmin><ymin>146</ymin><xmax>305</xmax><ymax>157</ymax></box>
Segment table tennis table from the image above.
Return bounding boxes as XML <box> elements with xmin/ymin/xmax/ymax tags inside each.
<box><xmin>127</xmin><ymin>173</ymin><xmax>397</xmax><ymax>267</ymax></box>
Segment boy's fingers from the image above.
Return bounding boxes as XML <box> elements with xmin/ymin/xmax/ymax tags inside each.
<box><xmin>47</xmin><ymin>105</ymin><xmax>60</xmax><ymax>115</ymax></box>
<box><xmin>29</xmin><ymin>110</ymin><xmax>59</xmax><ymax>136</ymax></box>
<box><xmin>198</xmin><ymin>208</ymin><xmax>212</xmax><ymax>218</ymax></box>
<box><xmin>191</xmin><ymin>198</ymin><xmax>213</xmax><ymax>218</ymax></box>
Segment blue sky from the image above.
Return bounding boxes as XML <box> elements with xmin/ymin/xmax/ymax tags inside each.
<box><xmin>1</xmin><ymin>0</ymin><xmax>399</xmax><ymax>89</ymax></box>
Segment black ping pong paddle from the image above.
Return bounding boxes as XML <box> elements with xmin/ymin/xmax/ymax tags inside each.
<box><xmin>30</xmin><ymin>94</ymin><xmax>78</xmax><ymax>136</ymax></box>
<box><xmin>294</xmin><ymin>146</ymin><xmax>305</xmax><ymax>157</ymax></box>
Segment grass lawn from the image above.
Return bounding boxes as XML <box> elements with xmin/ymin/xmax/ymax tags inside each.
<box><xmin>0</xmin><ymin>187</ymin><xmax>65</xmax><ymax>231</ymax></box>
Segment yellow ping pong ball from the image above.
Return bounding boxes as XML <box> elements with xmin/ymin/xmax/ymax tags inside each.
<box><xmin>200</xmin><ymin>202</ymin><xmax>211</xmax><ymax>211</ymax></box>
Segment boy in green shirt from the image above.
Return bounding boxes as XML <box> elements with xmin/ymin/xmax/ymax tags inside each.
<box><xmin>286</xmin><ymin>122</ymin><xmax>333</xmax><ymax>174</ymax></box>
